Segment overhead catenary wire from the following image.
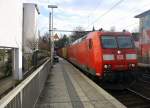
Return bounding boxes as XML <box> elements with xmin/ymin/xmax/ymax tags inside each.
<box><xmin>123</xmin><ymin>22</ymin><xmax>138</xmax><ymax>29</ymax></box>
<box><xmin>46</xmin><ymin>0</ymin><xmax>149</xmax><ymax>33</ymax></box>
<box><xmin>106</xmin><ymin>2</ymin><xmax>150</xmax><ymax>31</ymax></box>
<box><xmin>54</xmin><ymin>0</ymin><xmax>138</xmax><ymax>31</ymax></box>
<box><xmin>86</xmin><ymin>0</ymin><xmax>125</xmax><ymax>29</ymax></box>
<box><xmin>52</xmin><ymin>29</ymin><xmax>91</xmax><ymax>32</ymax></box>
<box><xmin>110</xmin><ymin>2</ymin><xmax>150</xmax><ymax>26</ymax></box>
<box><xmin>86</xmin><ymin>0</ymin><xmax>103</xmax><ymax>26</ymax></box>
<box><xmin>87</xmin><ymin>0</ymin><xmax>103</xmax><ymax>17</ymax></box>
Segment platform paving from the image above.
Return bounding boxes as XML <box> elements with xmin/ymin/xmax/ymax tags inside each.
<box><xmin>35</xmin><ymin>58</ymin><xmax>126</xmax><ymax>108</ymax></box>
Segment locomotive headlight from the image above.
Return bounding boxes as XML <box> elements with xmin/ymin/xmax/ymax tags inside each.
<box><xmin>131</xmin><ymin>64</ymin><xmax>135</xmax><ymax>67</ymax></box>
<box><xmin>103</xmin><ymin>54</ymin><xmax>114</xmax><ymax>60</ymax></box>
<box><xmin>104</xmin><ymin>64</ymin><xmax>111</xmax><ymax>69</ymax></box>
<box><xmin>129</xmin><ymin>64</ymin><xmax>136</xmax><ymax>68</ymax></box>
<box><xmin>108</xmin><ymin>64</ymin><xmax>111</xmax><ymax>68</ymax></box>
<box><xmin>117</xmin><ymin>50</ymin><xmax>121</xmax><ymax>54</ymax></box>
<box><xmin>104</xmin><ymin>65</ymin><xmax>108</xmax><ymax>69</ymax></box>
<box><xmin>126</xmin><ymin>54</ymin><xmax>137</xmax><ymax>60</ymax></box>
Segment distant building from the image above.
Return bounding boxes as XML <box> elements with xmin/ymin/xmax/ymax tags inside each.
<box><xmin>0</xmin><ymin>0</ymin><xmax>23</xmax><ymax>80</ymax></box>
<box><xmin>135</xmin><ymin>10</ymin><xmax>150</xmax><ymax>63</ymax></box>
<box><xmin>23</xmin><ymin>3</ymin><xmax>40</xmax><ymax>53</ymax></box>
<box><xmin>135</xmin><ymin>10</ymin><xmax>150</xmax><ymax>44</ymax></box>
<box><xmin>132</xmin><ymin>32</ymin><xmax>140</xmax><ymax>48</ymax></box>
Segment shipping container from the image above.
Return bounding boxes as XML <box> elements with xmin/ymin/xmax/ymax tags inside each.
<box><xmin>62</xmin><ymin>48</ymin><xmax>67</xmax><ymax>58</ymax></box>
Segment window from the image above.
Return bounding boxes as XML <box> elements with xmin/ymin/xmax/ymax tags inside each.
<box><xmin>89</xmin><ymin>39</ymin><xmax>93</xmax><ymax>49</ymax></box>
<box><xmin>117</xmin><ymin>37</ymin><xmax>134</xmax><ymax>48</ymax></box>
<box><xmin>101</xmin><ymin>36</ymin><xmax>117</xmax><ymax>48</ymax></box>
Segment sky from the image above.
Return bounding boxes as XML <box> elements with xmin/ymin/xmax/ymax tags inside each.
<box><xmin>23</xmin><ymin>0</ymin><xmax>150</xmax><ymax>36</ymax></box>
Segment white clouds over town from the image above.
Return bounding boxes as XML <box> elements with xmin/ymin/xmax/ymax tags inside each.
<box><xmin>24</xmin><ymin>0</ymin><xmax>150</xmax><ymax>35</ymax></box>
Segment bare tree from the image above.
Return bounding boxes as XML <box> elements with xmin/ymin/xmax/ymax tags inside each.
<box><xmin>71</xmin><ymin>26</ymin><xmax>88</xmax><ymax>42</ymax></box>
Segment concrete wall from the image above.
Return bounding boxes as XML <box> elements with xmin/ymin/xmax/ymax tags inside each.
<box><xmin>0</xmin><ymin>1</ymin><xmax>40</xmax><ymax>80</ymax></box>
<box><xmin>23</xmin><ymin>3</ymin><xmax>39</xmax><ymax>53</ymax></box>
<box><xmin>0</xmin><ymin>0</ymin><xmax>22</xmax><ymax>48</ymax></box>
<box><xmin>139</xmin><ymin>15</ymin><xmax>150</xmax><ymax>44</ymax></box>
<box><xmin>0</xmin><ymin>0</ymin><xmax>23</xmax><ymax>80</ymax></box>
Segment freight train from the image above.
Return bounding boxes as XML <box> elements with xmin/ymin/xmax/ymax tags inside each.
<box><xmin>58</xmin><ymin>31</ymin><xmax>138</xmax><ymax>82</ymax></box>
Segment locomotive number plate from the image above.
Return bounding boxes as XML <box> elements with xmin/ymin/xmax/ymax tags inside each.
<box><xmin>117</xmin><ymin>55</ymin><xmax>124</xmax><ymax>60</ymax></box>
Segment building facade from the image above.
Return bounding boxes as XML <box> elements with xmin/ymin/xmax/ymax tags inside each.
<box><xmin>135</xmin><ymin>10</ymin><xmax>150</xmax><ymax>44</ymax></box>
<box><xmin>135</xmin><ymin>10</ymin><xmax>150</xmax><ymax>63</ymax></box>
<box><xmin>0</xmin><ymin>0</ymin><xmax>23</xmax><ymax>80</ymax></box>
<box><xmin>23</xmin><ymin>3</ymin><xmax>40</xmax><ymax>53</ymax></box>
<box><xmin>0</xmin><ymin>1</ymin><xmax>40</xmax><ymax>80</ymax></box>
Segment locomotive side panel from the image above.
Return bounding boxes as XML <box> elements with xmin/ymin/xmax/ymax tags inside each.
<box><xmin>92</xmin><ymin>32</ymin><xmax>103</xmax><ymax>77</ymax></box>
<box><xmin>85</xmin><ymin>33</ymin><xmax>97</xmax><ymax>76</ymax></box>
<box><xmin>63</xmin><ymin>31</ymin><xmax>138</xmax><ymax>82</ymax></box>
<box><xmin>77</xmin><ymin>41</ymin><xmax>86</xmax><ymax>69</ymax></box>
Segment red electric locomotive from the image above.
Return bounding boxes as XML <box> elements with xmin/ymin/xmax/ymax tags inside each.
<box><xmin>61</xmin><ymin>31</ymin><xmax>137</xmax><ymax>82</ymax></box>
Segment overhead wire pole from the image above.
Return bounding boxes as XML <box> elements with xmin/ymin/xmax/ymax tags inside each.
<box><xmin>48</xmin><ymin>5</ymin><xmax>58</xmax><ymax>65</ymax></box>
<box><xmin>49</xmin><ymin>13</ymin><xmax>51</xmax><ymax>37</ymax></box>
<box><xmin>52</xmin><ymin>8</ymin><xmax>53</xmax><ymax>42</ymax></box>
<box><xmin>49</xmin><ymin>12</ymin><xmax>52</xmax><ymax>64</ymax></box>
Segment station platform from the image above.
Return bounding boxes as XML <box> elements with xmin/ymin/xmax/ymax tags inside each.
<box><xmin>35</xmin><ymin>58</ymin><xmax>126</xmax><ymax>108</ymax></box>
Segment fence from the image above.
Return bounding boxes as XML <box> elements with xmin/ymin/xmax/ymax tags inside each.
<box><xmin>138</xmin><ymin>56</ymin><xmax>150</xmax><ymax>64</ymax></box>
<box><xmin>0</xmin><ymin>49</ymin><xmax>12</xmax><ymax>79</ymax></box>
<box><xmin>0</xmin><ymin>59</ymin><xmax>50</xmax><ymax>108</ymax></box>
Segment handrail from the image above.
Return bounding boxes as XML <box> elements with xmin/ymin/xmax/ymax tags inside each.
<box><xmin>0</xmin><ymin>59</ymin><xmax>50</xmax><ymax>108</ymax></box>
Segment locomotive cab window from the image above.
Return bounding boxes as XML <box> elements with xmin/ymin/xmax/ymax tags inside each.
<box><xmin>88</xmin><ymin>39</ymin><xmax>93</xmax><ymax>49</ymax></box>
<box><xmin>117</xmin><ymin>36</ymin><xmax>134</xmax><ymax>48</ymax></box>
<box><xmin>101</xmin><ymin>36</ymin><xmax>117</xmax><ymax>48</ymax></box>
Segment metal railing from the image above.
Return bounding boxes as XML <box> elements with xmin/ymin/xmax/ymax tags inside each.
<box><xmin>0</xmin><ymin>59</ymin><xmax>50</xmax><ymax>108</ymax></box>
<box><xmin>138</xmin><ymin>56</ymin><xmax>150</xmax><ymax>64</ymax></box>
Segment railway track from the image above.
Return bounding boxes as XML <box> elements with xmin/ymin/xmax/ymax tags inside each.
<box><xmin>127</xmin><ymin>76</ymin><xmax>150</xmax><ymax>100</ymax></box>
<box><xmin>106</xmin><ymin>89</ymin><xmax>150</xmax><ymax>108</ymax></box>
<box><xmin>97</xmin><ymin>72</ymin><xmax>150</xmax><ymax>108</ymax></box>
<box><xmin>73</xmin><ymin>63</ymin><xmax>150</xmax><ymax>107</ymax></box>
<box><xmin>141</xmin><ymin>73</ymin><xmax>150</xmax><ymax>82</ymax></box>
<box><xmin>103</xmin><ymin>73</ymin><xmax>150</xmax><ymax>108</ymax></box>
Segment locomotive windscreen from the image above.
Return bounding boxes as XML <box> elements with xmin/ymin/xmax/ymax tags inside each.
<box><xmin>101</xmin><ymin>36</ymin><xmax>117</xmax><ymax>48</ymax></box>
<box><xmin>101</xmin><ymin>36</ymin><xmax>134</xmax><ymax>48</ymax></box>
<box><xmin>117</xmin><ymin>37</ymin><xmax>134</xmax><ymax>48</ymax></box>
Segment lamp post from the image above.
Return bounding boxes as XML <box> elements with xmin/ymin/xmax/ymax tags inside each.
<box><xmin>48</xmin><ymin>5</ymin><xmax>58</xmax><ymax>65</ymax></box>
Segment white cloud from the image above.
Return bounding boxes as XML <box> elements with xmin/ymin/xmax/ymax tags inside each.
<box><xmin>38</xmin><ymin>15</ymin><xmax>49</xmax><ymax>35</ymax></box>
<box><xmin>23</xmin><ymin>0</ymin><xmax>38</xmax><ymax>3</ymax></box>
<box><xmin>37</xmin><ymin>0</ymin><xmax>150</xmax><ymax>35</ymax></box>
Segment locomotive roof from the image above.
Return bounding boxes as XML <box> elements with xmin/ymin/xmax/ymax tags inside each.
<box><xmin>72</xmin><ymin>35</ymin><xmax>87</xmax><ymax>45</ymax></box>
<box><xmin>71</xmin><ymin>31</ymin><xmax>131</xmax><ymax>45</ymax></box>
<box><xmin>99</xmin><ymin>31</ymin><xmax>131</xmax><ymax>36</ymax></box>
